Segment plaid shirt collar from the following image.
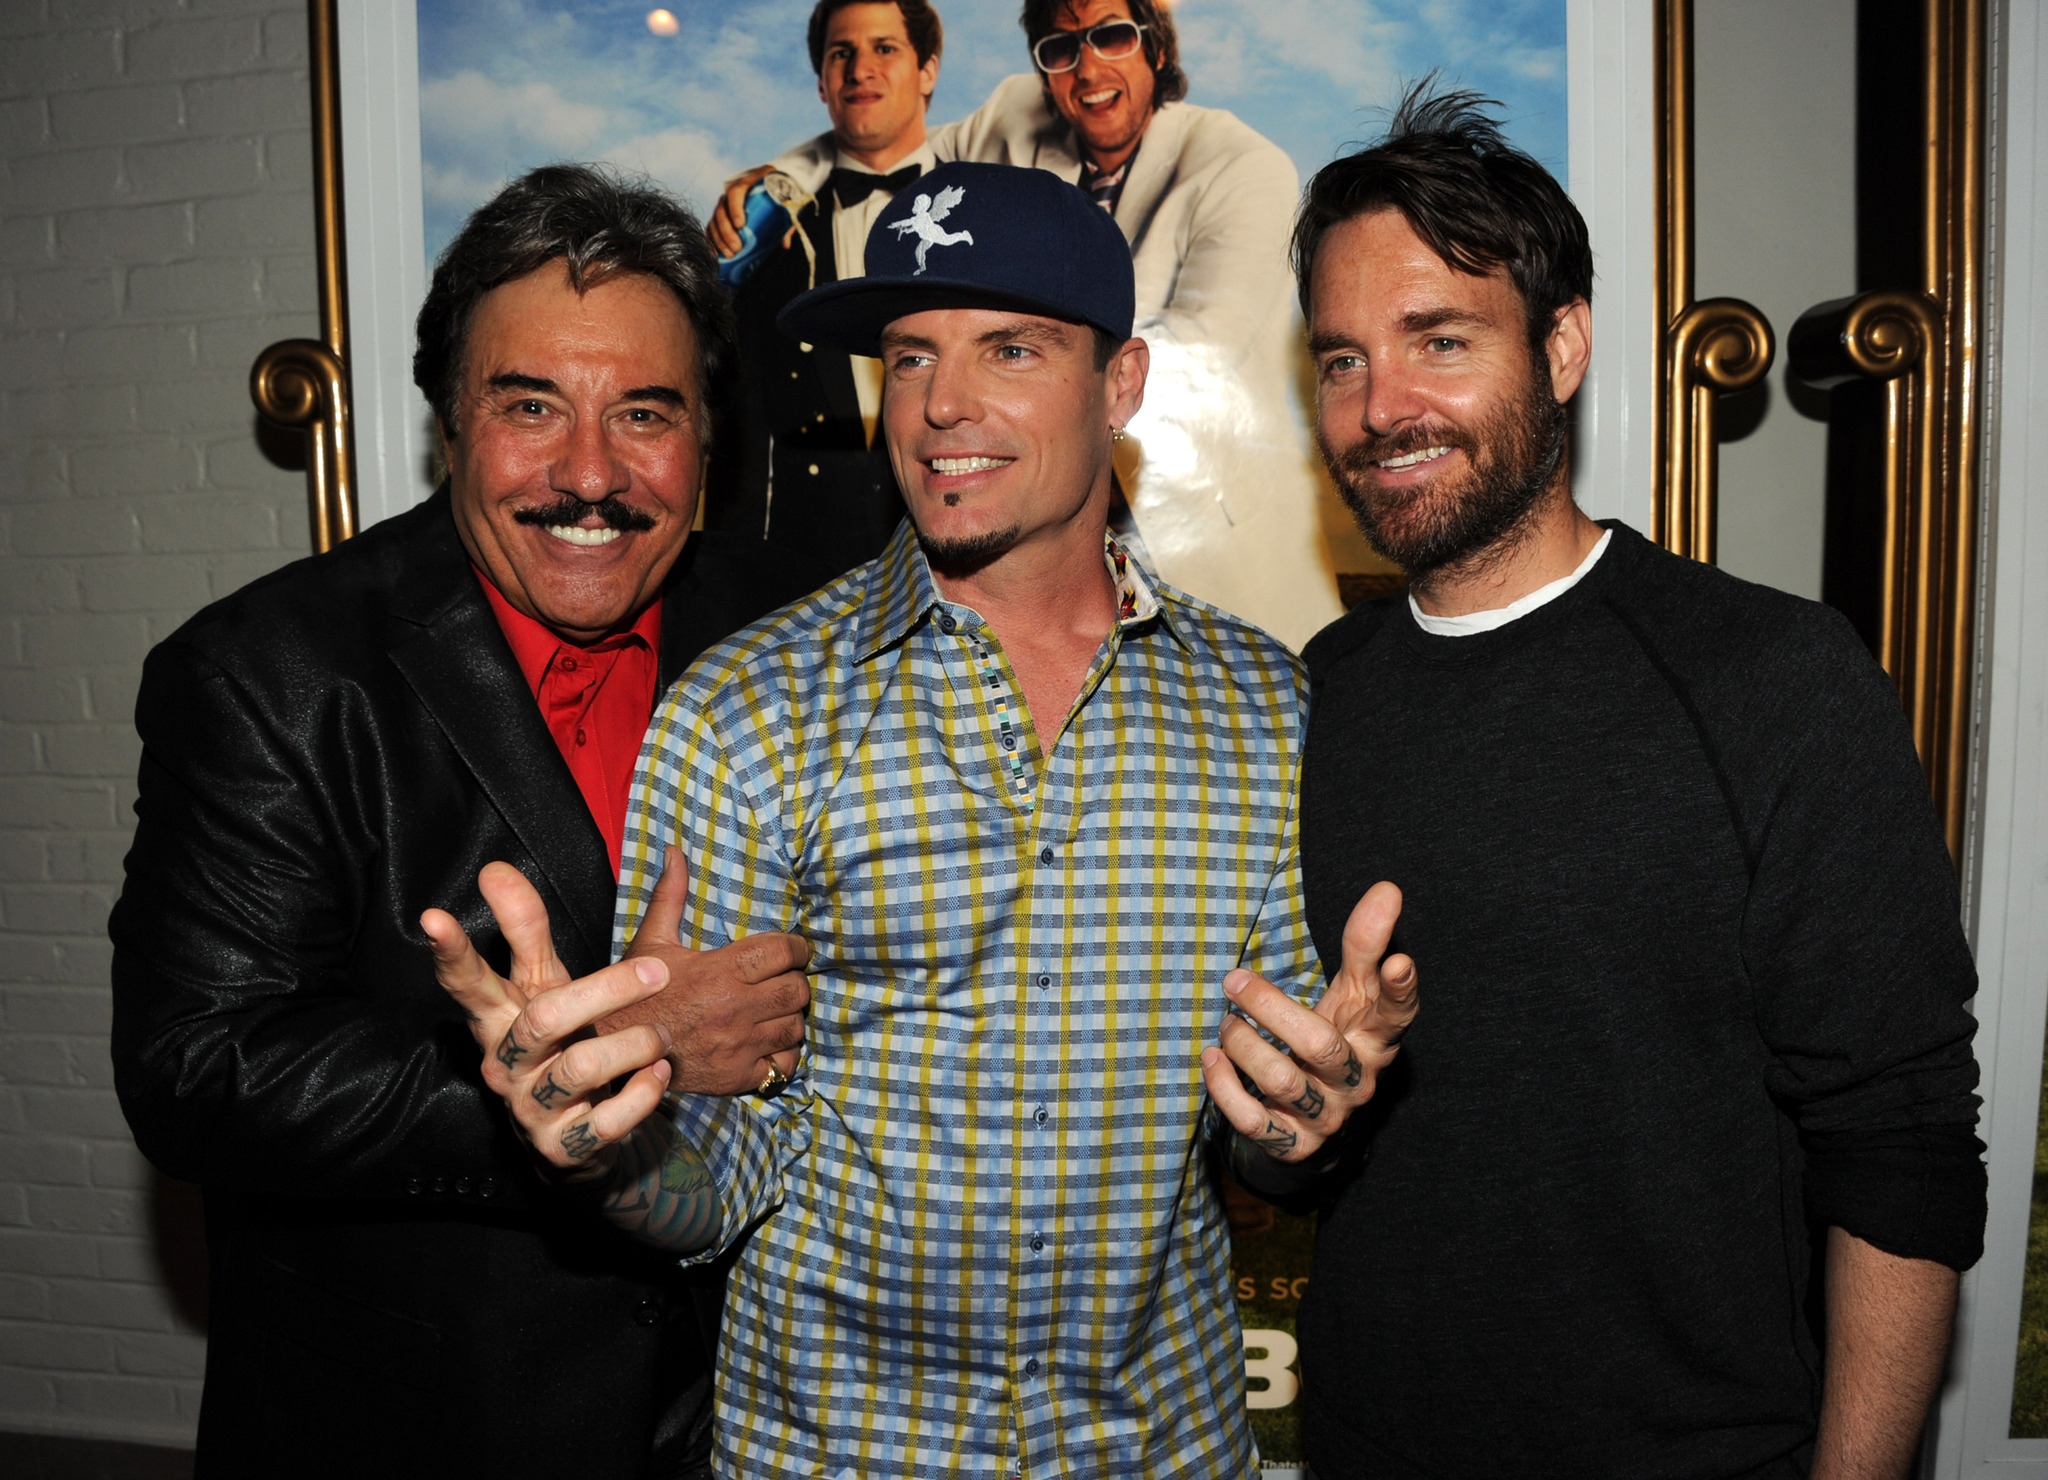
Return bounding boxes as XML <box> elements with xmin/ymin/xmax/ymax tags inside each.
<box><xmin>851</xmin><ymin>516</ymin><xmax>1177</xmax><ymax>665</ymax></box>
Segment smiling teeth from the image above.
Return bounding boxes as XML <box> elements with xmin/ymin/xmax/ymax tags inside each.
<box><xmin>1377</xmin><ymin>445</ymin><xmax>1452</xmax><ymax>470</ymax></box>
<box><xmin>1081</xmin><ymin>90</ymin><xmax>1116</xmax><ymax>105</ymax></box>
<box><xmin>930</xmin><ymin>456</ymin><xmax>1012</xmax><ymax>474</ymax></box>
<box><xmin>545</xmin><ymin>525</ymin><xmax>621</xmax><ymax>546</ymax></box>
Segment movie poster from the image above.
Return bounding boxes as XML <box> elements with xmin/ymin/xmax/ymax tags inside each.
<box><xmin>416</xmin><ymin>2</ymin><xmax>1566</xmax><ymax>1470</ymax></box>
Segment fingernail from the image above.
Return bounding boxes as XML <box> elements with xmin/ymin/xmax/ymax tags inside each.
<box><xmin>1223</xmin><ymin>971</ymin><xmax>1247</xmax><ymax>997</ymax></box>
<box><xmin>653</xmin><ymin>1058</ymin><xmax>672</xmax><ymax>1085</ymax></box>
<box><xmin>635</xmin><ymin>958</ymin><xmax>666</xmax><ymax>986</ymax></box>
<box><xmin>655</xmin><ymin>1021</ymin><xmax>675</xmax><ymax>1053</ymax></box>
<box><xmin>1200</xmin><ymin>1047</ymin><xmax>1219</xmax><ymax>1068</ymax></box>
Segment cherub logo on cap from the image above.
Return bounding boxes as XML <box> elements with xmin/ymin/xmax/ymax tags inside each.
<box><xmin>887</xmin><ymin>184</ymin><xmax>974</xmax><ymax>275</ymax></box>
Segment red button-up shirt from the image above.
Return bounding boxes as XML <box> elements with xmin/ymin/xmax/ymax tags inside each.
<box><xmin>478</xmin><ymin>573</ymin><xmax>663</xmax><ymax>878</ymax></box>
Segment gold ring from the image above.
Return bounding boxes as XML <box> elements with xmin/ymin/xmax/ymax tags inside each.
<box><xmin>757</xmin><ymin>1065</ymin><xmax>790</xmax><ymax>1096</ymax></box>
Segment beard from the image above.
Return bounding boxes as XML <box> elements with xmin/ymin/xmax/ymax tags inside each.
<box><xmin>917</xmin><ymin>523</ymin><xmax>1023</xmax><ymax>575</ymax></box>
<box><xmin>512</xmin><ymin>494</ymin><xmax>657</xmax><ymax>533</ymax></box>
<box><xmin>1320</xmin><ymin>369</ymin><xmax>1568</xmax><ymax>580</ymax></box>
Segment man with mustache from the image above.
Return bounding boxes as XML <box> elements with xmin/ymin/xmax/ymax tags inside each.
<box><xmin>109</xmin><ymin>166</ymin><xmax>819</xmax><ymax>1477</ymax></box>
<box><xmin>1247</xmin><ymin>88</ymin><xmax>1986</xmax><ymax>1479</ymax></box>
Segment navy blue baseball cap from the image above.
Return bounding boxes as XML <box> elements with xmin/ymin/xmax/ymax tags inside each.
<box><xmin>777</xmin><ymin>160</ymin><xmax>1136</xmax><ymax>357</ymax></box>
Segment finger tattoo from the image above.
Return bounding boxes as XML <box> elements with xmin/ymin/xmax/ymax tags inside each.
<box><xmin>560</xmin><ymin>1121</ymin><xmax>602</xmax><ymax>1162</ymax></box>
<box><xmin>531</xmin><ymin>1071</ymin><xmax>570</xmax><ymax>1109</ymax></box>
<box><xmin>1252</xmin><ymin>1119</ymin><xmax>1298</xmax><ymax>1157</ymax></box>
<box><xmin>1341</xmin><ymin>1052</ymin><xmax>1363</xmax><ymax>1089</ymax></box>
<box><xmin>1290</xmin><ymin>1081</ymin><xmax>1326</xmax><ymax>1120</ymax></box>
<box><xmin>495</xmin><ymin>1026</ymin><xmax>528</xmax><ymax>1070</ymax></box>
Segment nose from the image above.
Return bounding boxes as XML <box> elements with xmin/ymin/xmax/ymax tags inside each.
<box><xmin>549</xmin><ymin>410</ymin><xmax>628</xmax><ymax>504</ymax></box>
<box><xmin>1361</xmin><ymin>356</ymin><xmax>1428</xmax><ymax>439</ymax></box>
<box><xmin>921</xmin><ymin>353</ymin><xmax>982</xmax><ymax>431</ymax></box>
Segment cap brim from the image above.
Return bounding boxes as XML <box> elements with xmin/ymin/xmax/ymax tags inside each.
<box><xmin>777</xmin><ymin>276</ymin><xmax>1117</xmax><ymax>358</ymax></box>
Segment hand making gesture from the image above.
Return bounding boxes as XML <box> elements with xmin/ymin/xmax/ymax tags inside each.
<box><xmin>1202</xmin><ymin>881</ymin><xmax>1418</xmax><ymax>1164</ymax></box>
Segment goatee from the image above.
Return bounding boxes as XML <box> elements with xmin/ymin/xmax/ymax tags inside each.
<box><xmin>917</xmin><ymin>524</ymin><xmax>1022</xmax><ymax>575</ymax></box>
<box><xmin>1321</xmin><ymin>372</ymin><xmax>1568</xmax><ymax>580</ymax></box>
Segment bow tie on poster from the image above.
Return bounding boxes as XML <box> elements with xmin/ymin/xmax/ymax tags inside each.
<box><xmin>830</xmin><ymin>164</ymin><xmax>922</xmax><ymax>210</ymax></box>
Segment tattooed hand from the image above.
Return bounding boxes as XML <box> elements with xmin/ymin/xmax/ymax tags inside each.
<box><xmin>424</xmin><ymin>862</ymin><xmax>676</xmax><ymax>1179</ymax></box>
<box><xmin>1200</xmin><ymin>880</ymin><xmax>1417</xmax><ymax>1164</ymax></box>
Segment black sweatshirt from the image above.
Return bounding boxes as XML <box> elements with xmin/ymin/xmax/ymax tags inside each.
<box><xmin>1295</xmin><ymin>522</ymin><xmax>1984</xmax><ymax>1480</ymax></box>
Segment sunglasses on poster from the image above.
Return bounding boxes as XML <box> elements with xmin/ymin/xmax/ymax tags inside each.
<box><xmin>1031</xmin><ymin>19</ymin><xmax>1149</xmax><ymax>74</ymax></box>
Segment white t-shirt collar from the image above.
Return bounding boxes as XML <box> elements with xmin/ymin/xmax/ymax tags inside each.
<box><xmin>1408</xmin><ymin>528</ymin><xmax>1613</xmax><ymax>637</ymax></box>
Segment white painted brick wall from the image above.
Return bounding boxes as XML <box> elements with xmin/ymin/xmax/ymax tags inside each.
<box><xmin>0</xmin><ymin>0</ymin><xmax>315</xmax><ymax>1447</ymax></box>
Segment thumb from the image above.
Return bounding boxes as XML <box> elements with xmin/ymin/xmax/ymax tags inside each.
<box><xmin>1321</xmin><ymin>880</ymin><xmax>1406</xmax><ymax>1026</ymax></box>
<box><xmin>628</xmin><ymin>844</ymin><xmax>690</xmax><ymax>955</ymax></box>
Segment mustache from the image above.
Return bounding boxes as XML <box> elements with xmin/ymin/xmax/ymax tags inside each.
<box><xmin>1331</xmin><ymin>423</ymin><xmax>1476</xmax><ymax>477</ymax></box>
<box><xmin>511</xmin><ymin>495</ymin><xmax>656</xmax><ymax>533</ymax></box>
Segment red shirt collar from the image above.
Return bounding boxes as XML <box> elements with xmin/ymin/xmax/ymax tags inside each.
<box><xmin>475</xmin><ymin>569</ymin><xmax>664</xmax><ymax>689</ymax></box>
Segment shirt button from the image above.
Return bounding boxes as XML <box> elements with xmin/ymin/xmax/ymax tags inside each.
<box><xmin>1036</xmin><ymin>973</ymin><xmax>1052</xmax><ymax>991</ymax></box>
<box><xmin>1030</xmin><ymin>1233</ymin><xmax>1044</xmax><ymax>1252</ymax></box>
<box><xmin>1025</xmin><ymin>1356</ymin><xmax>1041</xmax><ymax>1376</ymax></box>
<box><xmin>790</xmin><ymin>370</ymin><xmax>799</xmax><ymax>379</ymax></box>
<box><xmin>1038</xmin><ymin>845</ymin><xmax>1054</xmax><ymax>864</ymax></box>
<box><xmin>635</xmin><ymin>1298</ymin><xmax>661</xmax><ymax>1328</ymax></box>
<box><xmin>404</xmin><ymin>1177</ymin><xmax>421</xmax><ymax>1196</ymax></box>
<box><xmin>478</xmin><ymin>1177</ymin><xmax>498</xmax><ymax>1198</ymax></box>
<box><xmin>808</xmin><ymin>463</ymin><xmax>820</xmax><ymax>475</ymax></box>
<box><xmin>575</xmin><ymin>728</ymin><xmax>587</xmax><ymax>745</ymax></box>
<box><xmin>430</xmin><ymin>1175</ymin><xmax>447</xmax><ymax>1195</ymax></box>
<box><xmin>815</xmin><ymin>412</ymin><xmax>825</xmax><ymax>422</ymax></box>
<box><xmin>454</xmin><ymin>1176</ymin><xmax>471</xmax><ymax>1195</ymax></box>
<box><xmin>559</xmin><ymin>656</ymin><xmax>577</xmax><ymax>671</ymax></box>
<box><xmin>938</xmin><ymin>614</ymin><xmax>957</xmax><ymax>634</ymax></box>
<box><xmin>1033</xmin><ymin>1104</ymin><xmax>1048</xmax><ymax>1125</ymax></box>
<box><xmin>1002</xmin><ymin>733</ymin><xmax>1017</xmax><ymax>751</ymax></box>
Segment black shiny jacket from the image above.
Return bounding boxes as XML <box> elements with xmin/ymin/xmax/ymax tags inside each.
<box><xmin>110</xmin><ymin>489</ymin><xmax>822</xmax><ymax>1477</ymax></box>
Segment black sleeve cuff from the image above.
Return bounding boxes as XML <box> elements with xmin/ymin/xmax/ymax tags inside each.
<box><xmin>1803</xmin><ymin>1124</ymin><xmax>1988</xmax><ymax>1271</ymax></box>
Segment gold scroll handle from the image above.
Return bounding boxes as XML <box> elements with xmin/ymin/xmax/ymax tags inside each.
<box><xmin>251</xmin><ymin>339</ymin><xmax>358</xmax><ymax>554</ymax></box>
<box><xmin>1787</xmin><ymin>289</ymin><xmax>1945</xmax><ymax>749</ymax></box>
<box><xmin>1656</xmin><ymin>298</ymin><xmax>1774</xmax><ymax>565</ymax></box>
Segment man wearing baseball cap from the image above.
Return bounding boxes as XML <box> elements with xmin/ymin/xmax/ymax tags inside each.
<box><xmin>430</xmin><ymin>162</ymin><xmax>1416</xmax><ymax>1478</ymax></box>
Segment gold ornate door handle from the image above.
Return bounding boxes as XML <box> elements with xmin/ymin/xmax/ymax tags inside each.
<box><xmin>251</xmin><ymin>0</ymin><xmax>357</xmax><ymax>554</ymax></box>
<box><xmin>251</xmin><ymin>338</ymin><xmax>358</xmax><ymax>555</ymax></box>
<box><xmin>1657</xmin><ymin>298</ymin><xmax>1774</xmax><ymax>565</ymax></box>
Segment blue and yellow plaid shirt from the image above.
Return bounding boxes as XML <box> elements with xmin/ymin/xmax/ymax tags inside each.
<box><xmin>616</xmin><ymin>521</ymin><xmax>1318</xmax><ymax>1478</ymax></box>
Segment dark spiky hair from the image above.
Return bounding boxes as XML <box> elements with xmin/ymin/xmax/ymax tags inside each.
<box><xmin>1292</xmin><ymin>81</ymin><xmax>1592</xmax><ymax>350</ymax></box>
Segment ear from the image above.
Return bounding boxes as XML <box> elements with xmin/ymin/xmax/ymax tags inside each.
<box><xmin>920</xmin><ymin>52</ymin><xmax>939</xmax><ymax>102</ymax></box>
<box><xmin>1105</xmin><ymin>336</ymin><xmax>1150</xmax><ymax>431</ymax></box>
<box><xmin>1545</xmin><ymin>297</ymin><xmax>1592</xmax><ymax>405</ymax></box>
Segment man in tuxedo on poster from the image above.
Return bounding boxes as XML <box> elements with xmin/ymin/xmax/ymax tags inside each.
<box><xmin>708</xmin><ymin>0</ymin><xmax>944</xmax><ymax>566</ymax></box>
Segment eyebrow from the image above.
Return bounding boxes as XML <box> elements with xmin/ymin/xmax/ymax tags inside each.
<box><xmin>1398</xmin><ymin>307</ymin><xmax>1491</xmax><ymax>333</ymax></box>
<box><xmin>878</xmin><ymin>321</ymin><xmax>1074</xmax><ymax>354</ymax></box>
<box><xmin>484</xmin><ymin>374</ymin><xmax>687</xmax><ymax>408</ymax></box>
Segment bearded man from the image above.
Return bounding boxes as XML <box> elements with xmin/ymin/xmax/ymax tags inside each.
<box><xmin>1247</xmin><ymin>88</ymin><xmax>1987</xmax><ymax>1480</ymax></box>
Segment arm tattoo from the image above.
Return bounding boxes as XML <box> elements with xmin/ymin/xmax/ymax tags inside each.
<box><xmin>596</xmin><ymin>1117</ymin><xmax>722</xmax><ymax>1254</ymax></box>
<box><xmin>1341</xmin><ymin>1052</ymin><xmax>1363</xmax><ymax>1089</ymax></box>
<box><xmin>1290</xmin><ymin>1081</ymin><xmax>1326</xmax><ymax>1120</ymax></box>
<box><xmin>495</xmin><ymin>1026</ymin><xmax>528</xmax><ymax>1070</ymax></box>
<box><xmin>1251</xmin><ymin>1118</ymin><xmax>1299</xmax><ymax>1158</ymax></box>
<box><xmin>531</xmin><ymin>1071</ymin><xmax>570</xmax><ymax>1109</ymax></box>
<box><xmin>560</xmin><ymin>1120</ymin><xmax>602</xmax><ymax>1162</ymax></box>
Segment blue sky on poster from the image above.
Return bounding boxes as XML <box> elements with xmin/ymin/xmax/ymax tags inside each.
<box><xmin>417</xmin><ymin>0</ymin><xmax>1567</xmax><ymax>266</ymax></box>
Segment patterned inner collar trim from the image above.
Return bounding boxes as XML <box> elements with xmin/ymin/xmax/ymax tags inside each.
<box><xmin>1105</xmin><ymin>531</ymin><xmax>1159</xmax><ymax>625</ymax></box>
